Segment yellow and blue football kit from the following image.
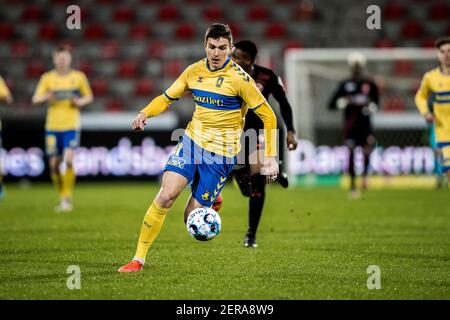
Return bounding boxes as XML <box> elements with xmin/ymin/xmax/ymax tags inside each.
<box><xmin>141</xmin><ymin>57</ymin><xmax>277</xmax><ymax>206</ymax></box>
<box><xmin>133</xmin><ymin>57</ymin><xmax>277</xmax><ymax>262</ymax></box>
<box><xmin>34</xmin><ymin>69</ymin><xmax>92</xmax><ymax>156</ymax></box>
<box><xmin>0</xmin><ymin>76</ymin><xmax>11</xmax><ymax>150</ymax></box>
<box><xmin>415</xmin><ymin>67</ymin><xmax>450</xmax><ymax>172</ymax></box>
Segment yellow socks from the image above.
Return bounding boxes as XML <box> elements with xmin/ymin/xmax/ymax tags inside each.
<box><xmin>61</xmin><ymin>166</ymin><xmax>76</xmax><ymax>199</ymax></box>
<box><xmin>134</xmin><ymin>201</ymin><xmax>169</xmax><ymax>263</ymax></box>
<box><xmin>51</xmin><ymin>172</ymin><xmax>63</xmax><ymax>198</ymax></box>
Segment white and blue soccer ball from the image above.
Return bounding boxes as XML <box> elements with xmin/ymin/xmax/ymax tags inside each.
<box><xmin>186</xmin><ymin>207</ymin><xmax>222</xmax><ymax>241</ymax></box>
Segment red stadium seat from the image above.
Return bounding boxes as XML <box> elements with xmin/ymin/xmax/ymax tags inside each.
<box><xmin>421</xmin><ymin>38</ymin><xmax>436</xmax><ymax>49</ymax></box>
<box><xmin>383</xmin><ymin>96</ymin><xmax>405</xmax><ymax>112</ymax></box>
<box><xmin>174</xmin><ymin>23</ymin><xmax>195</xmax><ymax>40</ymax></box>
<box><xmin>91</xmin><ymin>78</ymin><xmax>109</xmax><ymax>96</ymax></box>
<box><xmin>135</xmin><ymin>78</ymin><xmax>155</xmax><ymax>97</ymax></box>
<box><xmin>10</xmin><ymin>40</ymin><xmax>30</xmax><ymax>58</ymax></box>
<box><xmin>164</xmin><ymin>59</ymin><xmax>184</xmax><ymax>77</ymax></box>
<box><xmin>264</xmin><ymin>23</ymin><xmax>287</xmax><ymax>39</ymax></box>
<box><xmin>247</xmin><ymin>5</ymin><xmax>269</xmax><ymax>21</ymax></box>
<box><xmin>77</xmin><ymin>60</ymin><xmax>93</xmax><ymax>77</ymax></box>
<box><xmin>106</xmin><ymin>98</ymin><xmax>124</xmax><ymax>112</ymax></box>
<box><xmin>158</xmin><ymin>4</ymin><xmax>180</xmax><ymax>21</ymax></box>
<box><xmin>129</xmin><ymin>23</ymin><xmax>151</xmax><ymax>40</ymax></box>
<box><xmin>22</xmin><ymin>5</ymin><xmax>43</xmax><ymax>22</ymax></box>
<box><xmin>113</xmin><ymin>6</ymin><xmax>135</xmax><ymax>22</ymax></box>
<box><xmin>401</xmin><ymin>20</ymin><xmax>423</xmax><ymax>39</ymax></box>
<box><xmin>117</xmin><ymin>60</ymin><xmax>139</xmax><ymax>78</ymax></box>
<box><xmin>228</xmin><ymin>23</ymin><xmax>241</xmax><ymax>39</ymax></box>
<box><xmin>39</xmin><ymin>23</ymin><xmax>58</xmax><ymax>41</ymax></box>
<box><xmin>83</xmin><ymin>23</ymin><xmax>106</xmax><ymax>40</ymax></box>
<box><xmin>147</xmin><ymin>42</ymin><xmax>166</xmax><ymax>58</ymax></box>
<box><xmin>374</xmin><ymin>38</ymin><xmax>395</xmax><ymax>49</ymax></box>
<box><xmin>0</xmin><ymin>23</ymin><xmax>14</xmax><ymax>40</ymax></box>
<box><xmin>203</xmin><ymin>6</ymin><xmax>224</xmax><ymax>21</ymax></box>
<box><xmin>26</xmin><ymin>61</ymin><xmax>45</xmax><ymax>79</ymax></box>
<box><xmin>428</xmin><ymin>3</ymin><xmax>450</xmax><ymax>21</ymax></box>
<box><xmin>101</xmin><ymin>41</ymin><xmax>121</xmax><ymax>59</ymax></box>
<box><xmin>393</xmin><ymin>59</ymin><xmax>413</xmax><ymax>76</ymax></box>
<box><xmin>293</xmin><ymin>1</ymin><xmax>317</xmax><ymax>21</ymax></box>
<box><xmin>383</xmin><ymin>2</ymin><xmax>406</xmax><ymax>20</ymax></box>
<box><xmin>283</xmin><ymin>39</ymin><xmax>304</xmax><ymax>52</ymax></box>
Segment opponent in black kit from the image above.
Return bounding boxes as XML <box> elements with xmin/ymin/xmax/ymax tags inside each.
<box><xmin>328</xmin><ymin>52</ymin><xmax>379</xmax><ymax>198</ymax></box>
<box><xmin>217</xmin><ymin>40</ymin><xmax>297</xmax><ymax>248</ymax></box>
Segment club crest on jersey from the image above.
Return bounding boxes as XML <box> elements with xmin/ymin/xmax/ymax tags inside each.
<box><xmin>197</xmin><ymin>76</ymin><xmax>204</xmax><ymax>83</ymax></box>
<box><xmin>201</xmin><ymin>191</ymin><xmax>211</xmax><ymax>201</ymax></box>
<box><xmin>216</xmin><ymin>77</ymin><xmax>224</xmax><ymax>88</ymax></box>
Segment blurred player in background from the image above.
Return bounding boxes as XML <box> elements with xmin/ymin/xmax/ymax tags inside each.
<box><xmin>328</xmin><ymin>52</ymin><xmax>379</xmax><ymax>198</ymax></box>
<box><xmin>32</xmin><ymin>45</ymin><xmax>93</xmax><ymax>212</ymax></box>
<box><xmin>225</xmin><ymin>40</ymin><xmax>297</xmax><ymax>248</ymax></box>
<box><xmin>415</xmin><ymin>37</ymin><xmax>450</xmax><ymax>187</ymax></box>
<box><xmin>118</xmin><ymin>24</ymin><xmax>279</xmax><ymax>273</ymax></box>
<box><xmin>0</xmin><ymin>75</ymin><xmax>13</xmax><ymax>200</ymax></box>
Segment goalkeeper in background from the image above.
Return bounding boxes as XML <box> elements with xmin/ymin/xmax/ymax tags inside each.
<box><xmin>415</xmin><ymin>37</ymin><xmax>450</xmax><ymax>187</ymax></box>
<box><xmin>0</xmin><ymin>75</ymin><xmax>13</xmax><ymax>200</ymax></box>
<box><xmin>32</xmin><ymin>45</ymin><xmax>93</xmax><ymax>212</ymax></box>
<box><xmin>328</xmin><ymin>52</ymin><xmax>379</xmax><ymax>198</ymax></box>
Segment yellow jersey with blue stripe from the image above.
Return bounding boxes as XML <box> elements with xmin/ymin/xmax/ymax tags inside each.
<box><xmin>415</xmin><ymin>67</ymin><xmax>450</xmax><ymax>143</ymax></box>
<box><xmin>0</xmin><ymin>76</ymin><xmax>11</xmax><ymax>131</ymax></box>
<box><xmin>154</xmin><ymin>58</ymin><xmax>271</xmax><ymax>157</ymax></box>
<box><xmin>34</xmin><ymin>69</ymin><xmax>92</xmax><ymax>131</ymax></box>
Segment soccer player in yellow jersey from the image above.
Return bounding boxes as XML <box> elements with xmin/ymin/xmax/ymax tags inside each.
<box><xmin>0</xmin><ymin>75</ymin><xmax>13</xmax><ymax>200</ymax></box>
<box><xmin>118</xmin><ymin>23</ymin><xmax>279</xmax><ymax>273</ymax></box>
<box><xmin>32</xmin><ymin>45</ymin><xmax>93</xmax><ymax>212</ymax></box>
<box><xmin>415</xmin><ymin>37</ymin><xmax>450</xmax><ymax>186</ymax></box>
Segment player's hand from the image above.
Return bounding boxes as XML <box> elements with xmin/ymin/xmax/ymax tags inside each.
<box><xmin>424</xmin><ymin>112</ymin><xmax>434</xmax><ymax>124</ymax></box>
<box><xmin>72</xmin><ymin>97</ymin><xmax>82</xmax><ymax>108</ymax></box>
<box><xmin>132</xmin><ymin>112</ymin><xmax>148</xmax><ymax>131</ymax></box>
<box><xmin>46</xmin><ymin>92</ymin><xmax>56</xmax><ymax>103</ymax></box>
<box><xmin>261</xmin><ymin>156</ymin><xmax>279</xmax><ymax>184</ymax></box>
<box><xmin>286</xmin><ymin>131</ymin><xmax>298</xmax><ymax>151</ymax></box>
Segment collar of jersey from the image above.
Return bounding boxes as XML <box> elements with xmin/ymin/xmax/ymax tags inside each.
<box><xmin>205</xmin><ymin>57</ymin><xmax>231</xmax><ymax>72</ymax></box>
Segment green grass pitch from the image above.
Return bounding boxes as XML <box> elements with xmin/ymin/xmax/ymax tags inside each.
<box><xmin>0</xmin><ymin>182</ymin><xmax>449</xmax><ymax>299</ymax></box>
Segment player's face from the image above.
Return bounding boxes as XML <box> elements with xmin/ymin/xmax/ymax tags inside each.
<box><xmin>53</xmin><ymin>51</ymin><xmax>72</xmax><ymax>72</ymax></box>
<box><xmin>205</xmin><ymin>37</ymin><xmax>232</xmax><ymax>70</ymax></box>
<box><xmin>231</xmin><ymin>48</ymin><xmax>252</xmax><ymax>71</ymax></box>
<box><xmin>437</xmin><ymin>44</ymin><xmax>450</xmax><ymax>67</ymax></box>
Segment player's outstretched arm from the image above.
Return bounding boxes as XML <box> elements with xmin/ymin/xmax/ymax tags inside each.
<box><xmin>132</xmin><ymin>94</ymin><xmax>173</xmax><ymax>131</ymax></box>
<box><xmin>415</xmin><ymin>74</ymin><xmax>434</xmax><ymax>123</ymax></box>
<box><xmin>253</xmin><ymin>101</ymin><xmax>279</xmax><ymax>183</ymax></box>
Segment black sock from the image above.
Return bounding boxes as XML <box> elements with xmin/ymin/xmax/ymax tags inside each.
<box><xmin>247</xmin><ymin>174</ymin><xmax>266</xmax><ymax>238</ymax></box>
<box><xmin>349</xmin><ymin>149</ymin><xmax>356</xmax><ymax>190</ymax></box>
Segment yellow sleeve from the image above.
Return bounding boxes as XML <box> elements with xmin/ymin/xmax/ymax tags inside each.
<box><xmin>164</xmin><ymin>66</ymin><xmax>191</xmax><ymax>101</ymax></box>
<box><xmin>140</xmin><ymin>94</ymin><xmax>173</xmax><ymax>117</ymax></box>
<box><xmin>239</xmin><ymin>77</ymin><xmax>266</xmax><ymax>109</ymax></box>
<box><xmin>415</xmin><ymin>73</ymin><xmax>431</xmax><ymax>116</ymax></box>
<box><xmin>34</xmin><ymin>73</ymin><xmax>50</xmax><ymax>98</ymax></box>
<box><xmin>252</xmin><ymin>101</ymin><xmax>278</xmax><ymax>157</ymax></box>
<box><xmin>79</xmin><ymin>72</ymin><xmax>92</xmax><ymax>97</ymax></box>
<box><xmin>0</xmin><ymin>76</ymin><xmax>11</xmax><ymax>98</ymax></box>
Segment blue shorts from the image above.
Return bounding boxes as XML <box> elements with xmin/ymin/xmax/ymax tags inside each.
<box><xmin>165</xmin><ymin>134</ymin><xmax>236</xmax><ymax>207</ymax></box>
<box><xmin>45</xmin><ymin>130</ymin><xmax>80</xmax><ymax>157</ymax></box>
<box><xmin>437</xmin><ymin>141</ymin><xmax>450</xmax><ymax>173</ymax></box>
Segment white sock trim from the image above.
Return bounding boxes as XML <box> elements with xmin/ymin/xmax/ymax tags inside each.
<box><xmin>132</xmin><ymin>257</ymin><xmax>145</xmax><ymax>265</ymax></box>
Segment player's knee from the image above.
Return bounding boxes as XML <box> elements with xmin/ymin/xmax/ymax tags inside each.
<box><xmin>156</xmin><ymin>187</ymin><xmax>179</xmax><ymax>208</ymax></box>
<box><xmin>250</xmin><ymin>174</ymin><xmax>265</xmax><ymax>198</ymax></box>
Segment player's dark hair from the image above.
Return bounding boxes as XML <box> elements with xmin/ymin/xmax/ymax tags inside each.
<box><xmin>234</xmin><ymin>40</ymin><xmax>258</xmax><ymax>62</ymax></box>
<box><xmin>53</xmin><ymin>44</ymin><xmax>72</xmax><ymax>54</ymax></box>
<box><xmin>435</xmin><ymin>37</ymin><xmax>450</xmax><ymax>49</ymax></box>
<box><xmin>204</xmin><ymin>23</ymin><xmax>233</xmax><ymax>45</ymax></box>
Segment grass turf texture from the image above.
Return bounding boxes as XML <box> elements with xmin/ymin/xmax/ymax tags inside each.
<box><xmin>0</xmin><ymin>182</ymin><xmax>449</xmax><ymax>299</ymax></box>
